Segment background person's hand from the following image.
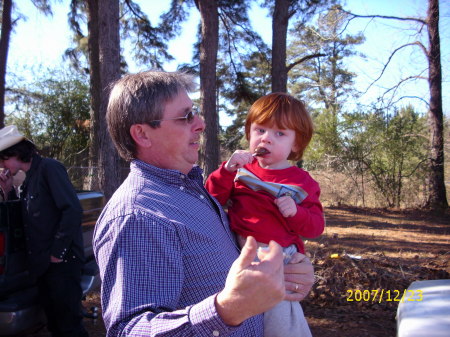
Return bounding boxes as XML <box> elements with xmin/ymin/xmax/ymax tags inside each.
<box><xmin>50</xmin><ymin>256</ymin><xmax>63</xmax><ymax>263</ymax></box>
<box><xmin>284</xmin><ymin>252</ymin><xmax>314</xmax><ymax>301</ymax></box>
<box><xmin>0</xmin><ymin>169</ymin><xmax>13</xmax><ymax>199</ymax></box>
<box><xmin>215</xmin><ymin>236</ymin><xmax>285</xmax><ymax>326</ymax></box>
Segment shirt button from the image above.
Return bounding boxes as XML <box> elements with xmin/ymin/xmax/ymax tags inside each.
<box><xmin>180</xmin><ymin>174</ymin><xmax>185</xmax><ymax>179</ymax></box>
<box><xmin>179</xmin><ymin>186</ymin><xmax>185</xmax><ymax>191</ymax></box>
<box><xmin>200</xmin><ymin>195</ymin><xmax>205</xmax><ymax>199</ymax></box>
<box><xmin>212</xmin><ymin>331</ymin><xmax>220</xmax><ymax>336</ymax></box>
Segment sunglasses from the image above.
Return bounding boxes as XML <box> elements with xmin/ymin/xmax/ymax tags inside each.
<box><xmin>148</xmin><ymin>107</ymin><xmax>199</xmax><ymax>127</ymax></box>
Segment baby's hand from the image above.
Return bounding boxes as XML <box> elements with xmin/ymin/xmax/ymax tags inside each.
<box><xmin>274</xmin><ymin>195</ymin><xmax>297</xmax><ymax>217</ymax></box>
<box><xmin>225</xmin><ymin>150</ymin><xmax>253</xmax><ymax>172</ymax></box>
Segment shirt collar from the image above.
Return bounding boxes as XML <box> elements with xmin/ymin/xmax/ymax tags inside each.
<box><xmin>24</xmin><ymin>153</ymin><xmax>41</xmax><ymax>178</ymax></box>
<box><xmin>130</xmin><ymin>159</ymin><xmax>204</xmax><ymax>186</ymax></box>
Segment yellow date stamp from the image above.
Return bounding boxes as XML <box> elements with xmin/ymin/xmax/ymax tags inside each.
<box><xmin>346</xmin><ymin>289</ymin><xmax>423</xmax><ymax>303</ymax></box>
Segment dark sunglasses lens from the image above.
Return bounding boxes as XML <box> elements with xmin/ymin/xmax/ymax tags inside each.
<box><xmin>187</xmin><ymin>110</ymin><xmax>195</xmax><ymax>123</ymax></box>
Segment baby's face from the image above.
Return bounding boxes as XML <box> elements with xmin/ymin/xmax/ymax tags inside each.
<box><xmin>249</xmin><ymin>123</ymin><xmax>298</xmax><ymax>170</ymax></box>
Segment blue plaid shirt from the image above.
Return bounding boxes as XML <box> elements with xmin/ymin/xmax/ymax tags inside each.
<box><xmin>94</xmin><ymin>160</ymin><xmax>264</xmax><ymax>336</ymax></box>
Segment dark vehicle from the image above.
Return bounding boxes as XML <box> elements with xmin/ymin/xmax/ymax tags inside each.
<box><xmin>0</xmin><ymin>191</ymin><xmax>105</xmax><ymax>336</ymax></box>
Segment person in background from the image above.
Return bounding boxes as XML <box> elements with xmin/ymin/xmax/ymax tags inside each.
<box><xmin>94</xmin><ymin>70</ymin><xmax>315</xmax><ymax>336</ymax></box>
<box><xmin>0</xmin><ymin>125</ymin><xmax>88</xmax><ymax>337</ymax></box>
<box><xmin>205</xmin><ymin>92</ymin><xmax>325</xmax><ymax>337</ymax></box>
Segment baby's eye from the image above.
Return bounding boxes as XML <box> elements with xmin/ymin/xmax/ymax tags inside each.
<box><xmin>258</xmin><ymin>128</ymin><xmax>265</xmax><ymax>134</ymax></box>
<box><xmin>276</xmin><ymin>131</ymin><xmax>285</xmax><ymax>136</ymax></box>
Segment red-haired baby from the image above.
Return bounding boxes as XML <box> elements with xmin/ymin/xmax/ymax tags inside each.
<box><xmin>206</xmin><ymin>92</ymin><xmax>324</xmax><ymax>337</ymax></box>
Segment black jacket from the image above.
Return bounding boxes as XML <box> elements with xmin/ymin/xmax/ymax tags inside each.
<box><xmin>20</xmin><ymin>154</ymin><xmax>84</xmax><ymax>276</ymax></box>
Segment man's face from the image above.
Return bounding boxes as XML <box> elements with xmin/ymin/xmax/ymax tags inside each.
<box><xmin>0</xmin><ymin>156</ymin><xmax>23</xmax><ymax>176</ymax></box>
<box><xmin>143</xmin><ymin>90</ymin><xmax>205</xmax><ymax>174</ymax></box>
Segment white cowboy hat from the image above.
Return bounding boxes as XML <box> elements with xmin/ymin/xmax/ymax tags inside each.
<box><xmin>0</xmin><ymin>125</ymin><xmax>26</xmax><ymax>152</ymax></box>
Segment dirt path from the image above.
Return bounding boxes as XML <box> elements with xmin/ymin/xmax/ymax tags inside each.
<box><xmin>69</xmin><ymin>207</ymin><xmax>450</xmax><ymax>336</ymax></box>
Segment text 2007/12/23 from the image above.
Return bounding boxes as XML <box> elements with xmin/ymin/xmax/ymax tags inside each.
<box><xmin>346</xmin><ymin>289</ymin><xmax>423</xmax><ymax>303</ymax></box>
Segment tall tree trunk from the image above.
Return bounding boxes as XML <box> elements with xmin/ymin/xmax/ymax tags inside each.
<box><xmin>93</xmin><ymin>0</ymin><xmax>122</xmax><ymax>200</ymax></box>
<box><xmin>196</xmin><ymin>0</ymin><xmax>219</xmax><ymax>178</ymax></box>
<box><xmin>97</xmin><ymin>0</ymin><xmax>122</xmax><ymax>199</ymax></box>
<box><xmin>87</xmin><ymin>0</ymin><xmax>100</xmax><ymax>190</ymax></box>
<box><xmin>426</xmin><ymin>0</ymin><xmax>447</xmax><ymax>210</ymax></box>
<box><xmin>271</xmin><ymin>0</ymin><xmax>289</xmax><ymax>93</ymax></box>
<box><xmin>0</xmin><ymin>0</ymin><xmax>12</xmax><ymax>128</ymax></box>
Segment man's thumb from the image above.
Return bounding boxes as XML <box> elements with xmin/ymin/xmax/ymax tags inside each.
<box><xmin>237</xmin><ymin>236</ymin><xmax>258</xmax><ymax>268</ymax></box>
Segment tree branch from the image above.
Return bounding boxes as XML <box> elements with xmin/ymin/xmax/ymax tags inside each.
<box><xmin>218</xmin><ymin>8</ymin><xmax>268</xmax><ymax>57</ymax></box>
<box><xmin>218</xmin><ymin>12</ymin><xmax>240</xmax><ymax>77</ymax></box>
<box><xmin>124</xmin><ymin>0</ymin><xmax>149</xmax><ymax>23</ymax></box>
<box><xmin>378</xmin><ymin>70</ymin><xmax>428</xmax><ymax>107</ymax></box>
<box><xmin>389</xmin><ymin>95</ymin><xmax>430</xmax><ymax>108</ymax></box>
<box><xmin>338</xmin><ymin>7</ymin><xmax>427</xmax><ymax>25</ymax></box>
<box><xmin>364</xmin><ymin>42</ymin><xmax>426</xmax><ymax>94</ymax></box>
<box><xmin>286</xmin><ymin>53</ymin><xmax>325</xmax><ymax>72</ymax></box>
<box><xmin>401</xmin><ymin>158</ymin><xmax>428</xmax><ymax>178</ymax></box>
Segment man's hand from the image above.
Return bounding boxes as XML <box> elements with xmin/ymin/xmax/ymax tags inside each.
<box><xmin>284</xmin><ymin>252</ymin><xmax>314</xmax><ymax>301</ymax></box>
<box><xmin>274</xmin><ymin>195</ymin><xmax>297</xmax><ymax>217</ymax></box>
<box><xmin>215</xmin><ymin>236</ymin><xmax>285</xmax><ymax>326</ymax></box>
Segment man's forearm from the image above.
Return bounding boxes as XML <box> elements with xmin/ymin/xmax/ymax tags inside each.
<box><xmin>106</xmin><ymin>295</ymin><xmax>239</xmax><ymax>337</ymax></box>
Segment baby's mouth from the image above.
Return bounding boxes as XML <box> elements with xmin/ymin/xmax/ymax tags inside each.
<box><xmin>253</xmin><ymin>146</ymin><xmax>270</xmax><ymax>157</ymax></box>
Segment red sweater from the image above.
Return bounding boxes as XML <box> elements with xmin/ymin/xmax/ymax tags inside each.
<box><xmin>205</xmin><ymin>161</ymin><xmax>324</xmax><ymax>253</ymax></box>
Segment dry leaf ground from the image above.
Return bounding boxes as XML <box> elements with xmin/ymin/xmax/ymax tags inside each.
<box><xmin>303</xmin><ymin>206</ymin><xmax>450</xmax><ymax>337</ymax></box>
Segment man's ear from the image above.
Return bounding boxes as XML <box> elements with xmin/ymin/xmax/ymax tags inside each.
<box><xmin>130</xmin><ymin>124</ymin><xmax>152</xmax><ymax>148</ymax></box>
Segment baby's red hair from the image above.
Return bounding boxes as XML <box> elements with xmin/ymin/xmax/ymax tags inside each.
<box><xmin>245</xmin><ymin>92</ymin><xmax>313</xmax><ymax>161</ymax></box>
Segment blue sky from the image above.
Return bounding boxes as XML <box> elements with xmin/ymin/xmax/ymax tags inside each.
<box><xmin>7</xmin><ymin>0</ymin><xmax>450</xmax><ymax>125</ymax></box>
